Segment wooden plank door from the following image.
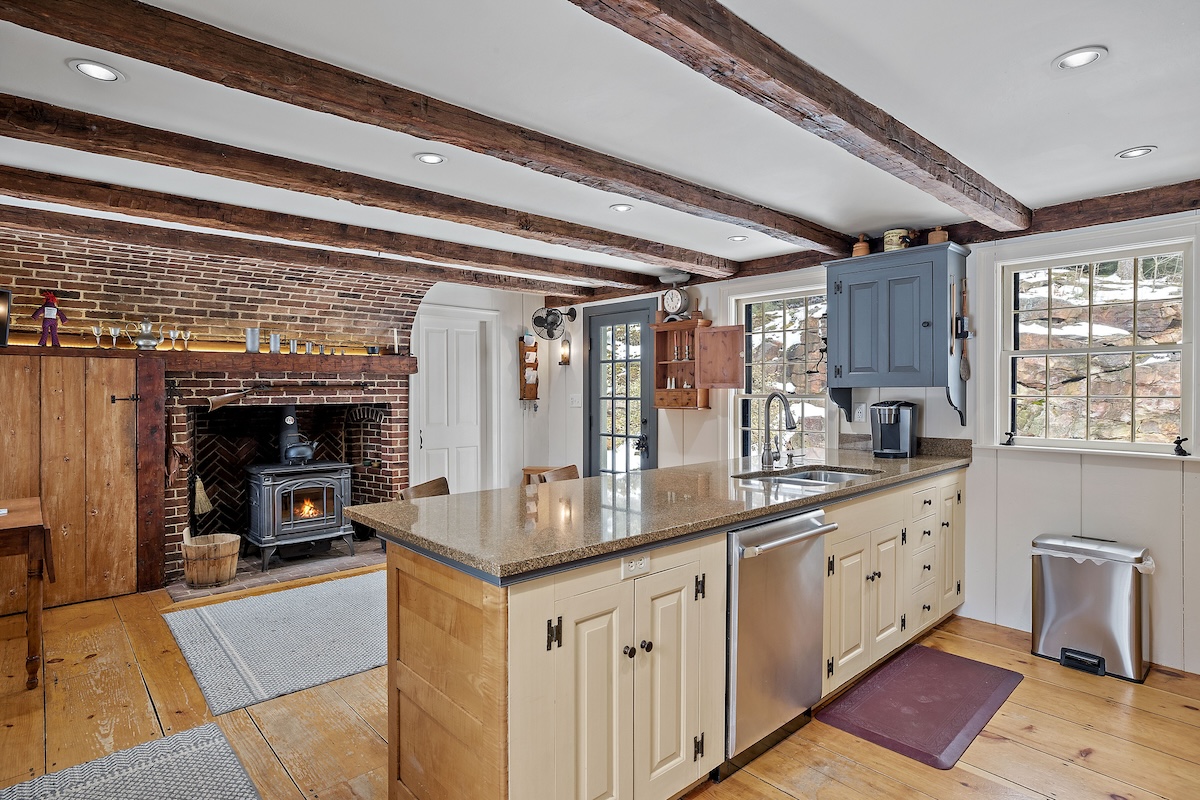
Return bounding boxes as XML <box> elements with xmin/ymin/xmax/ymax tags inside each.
<box><xmin>555</xmin><ymin>581</ymin><xmax>634</xmax><ymax>800</ymax></box>
<box><xmin>41</xmin><ymin>357</ymin><xmax>88</xmax><ymax>607</ymax></box>
<box><xmin>633</xmin><ymin>563</ymin><xmax>699</xmax><ymax>800</ymax></box>
<box><xmin>84</xmin><ymin>358</ymin><xmax>138</xmax><ymax>599</ymax></box>
<box><xmin>0</xmin><ymin>355</ymin><xmax>40</xmax><ymax>615</ymax></box>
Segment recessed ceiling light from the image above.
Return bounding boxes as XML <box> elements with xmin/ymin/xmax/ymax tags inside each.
<box><xmin>728</xmin><ymin>235</ymin><xmax>749</xmax><ymax>242</ymax></box>
<box><xmin>414</xmin><ymin>153</ymin><xmax>445</xmax><ymax>164</ymax></box>
<box><xmin>609</xmin><ymin>203</ymin><xmax>634</xmax><ymax>212</ymax></box>
<box><xmin>67</xmin><ymin>59</ymin><xmax>124</xmax><ymax>82</ymax></box>
<box><xmin>1115</xmin><ymin>145</ymin><xmax>1157</xmax><ymax>159</ymax></box>
<box><xmin>1053</xmin><ymin>46</ymin><xmax>1108</xmax><ymax>70</ymax></box>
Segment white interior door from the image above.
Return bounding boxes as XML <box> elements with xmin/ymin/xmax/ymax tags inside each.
<box><xmin>415</xmin><ymin>312</ymin><xmax>487</xmax><ymax>493</ymax></box>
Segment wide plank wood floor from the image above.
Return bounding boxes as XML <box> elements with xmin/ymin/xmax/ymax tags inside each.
<box><xmin>4</xmin><ymin>576</ymin><xmax>1200</xmax><ymax>799</ymax></box>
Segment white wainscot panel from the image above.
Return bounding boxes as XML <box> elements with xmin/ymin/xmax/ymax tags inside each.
<box><xmin>1081</xmin><ymin>454</ymin><xmax>1184</xmax><ymax>670</ymax></box>
<box><xmin>960</xmin><ymin>450</ymin><xmax>997</xmax><ymax>622</ymax></box>
<box><xmin>994</xmin><ymin>450</ymin><xmax>1082</xmax><ymax>632</ymax></box>
<box><xmin>1184</xmin><ymin>462</ymin><xmax>1200</xmax><ymax>673</ymax></box>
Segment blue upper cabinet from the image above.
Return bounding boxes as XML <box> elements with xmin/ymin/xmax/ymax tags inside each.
<box><xmin>826</xmin><ymin>242</ymin><xmax>969</xmax><ymax>425</ymax></box>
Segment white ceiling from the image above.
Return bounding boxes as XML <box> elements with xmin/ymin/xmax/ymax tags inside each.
<box><xmin>0</xmin><ymin>0</ymin><xmax>1196</xmax><ymax>284</ymax></box>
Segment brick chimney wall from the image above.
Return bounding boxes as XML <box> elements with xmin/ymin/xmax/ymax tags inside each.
<box><xmin>0</xmin><ymin>224</ymin><xmax>435</xmax><ymax>582</ymax></box>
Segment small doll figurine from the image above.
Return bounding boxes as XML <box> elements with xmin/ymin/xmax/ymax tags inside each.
<box><xmin>32</xmin><ymin>291</ymin><xmax>68</xmax><ymax>347</ymax></box>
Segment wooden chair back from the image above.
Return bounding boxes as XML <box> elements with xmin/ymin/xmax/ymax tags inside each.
<box><xmin>399</xmin><ymin>476</ymin><xmax>450</xmax><ymax>500</ymax></box>
<box><xmin>536</xmin><ymin>465</ymin><xmax>579</xmax><ymax>483</ymax></box>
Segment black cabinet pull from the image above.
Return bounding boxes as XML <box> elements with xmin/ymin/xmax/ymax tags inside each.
<box><xmin>865</xmin><ymin>573</ymin><xmax>876</xmax><ymax>583</ymax></box>
<box><xmin>923</xmin><ymin>604</ymin><xmax>932</xmax><ymax>612</ymax></box>
<box><xmin>640</xmin><ymin>640</ymin><xmax>653</xmax><ymax>653</ymax></box>
<box><xmin>923</xmin><ymin>564</ymin><xmax>932</xmax><ymax>572</ymax></box>
<box><xmin>942</xmin><ymin>521</ymin><xmax>951</xmax><ymax>528</ymax></box>
<box><xmin>623</xmin><ymin>646</ymin><xmax>636</xmax><ymax>659</ymax></box>
<box><xmin>923</xmin><ymin>498</ymin><xmax>933</xmax><ymax>506</ymax></box>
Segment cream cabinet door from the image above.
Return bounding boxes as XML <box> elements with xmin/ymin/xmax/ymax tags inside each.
<box><xmin>870</xmin><ymin>521</ymin><xmax>905</xmax><ymax>656</ymax></box>
<box><xmin>555</xmin><ymin>582</ymin><xmax>636</xmax><ymax>800</ymax></box>
<box><xmin>825</xmin><ymin>533</ymin><xmax>871</xmax><ymax>693</ymax></box>
<box><xmin>940</xmin><ymin>480</ymin><xmax>966</xmax><ymax>614</ymax></box>
<box><xmin>633</xmin><ymin>563</ymin><xmax>700</xmax><ymax>800</ymax></box>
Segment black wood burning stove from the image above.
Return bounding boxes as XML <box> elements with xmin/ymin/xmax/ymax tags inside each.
<box><xmin>244</xmin><ymin>404</ymin><xmax>355</xmax><ymax>570</ymax></box>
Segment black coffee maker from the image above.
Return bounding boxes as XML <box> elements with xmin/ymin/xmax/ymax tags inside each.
<box><xmin>870</xmin><ymin>401</ymin><xmax>918</xmax><ymax>458</ymax></box>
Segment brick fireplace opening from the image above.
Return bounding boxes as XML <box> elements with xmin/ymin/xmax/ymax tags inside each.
<box><xmin>165</xmin><ymin>370</ymin><xmax>410</xmax><ymax>583</ymax></box>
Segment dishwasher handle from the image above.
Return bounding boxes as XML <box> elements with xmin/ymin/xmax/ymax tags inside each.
<box><xmin>740</xmin><ymin>522</ymin><xmax>838</xmax><ymax>559</ymax></box>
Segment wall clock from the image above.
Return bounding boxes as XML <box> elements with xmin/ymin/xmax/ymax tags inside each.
<box><xmin>663</xmin><ymin>286</ymin><xmax>691</xmax><ymax>321</ymax></box>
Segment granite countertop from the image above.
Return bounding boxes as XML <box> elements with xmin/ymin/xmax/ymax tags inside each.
<box><xmin>345</xmin><ymin>449</ymin><xmax>970</xmax><ymax>584</ymax></box>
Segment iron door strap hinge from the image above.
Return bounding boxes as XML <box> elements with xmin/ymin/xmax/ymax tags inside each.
<box><xmin>110</xmin><ymin>393</ymin><xmax>141</xmax><ymax>404</ymax></box>
<box><xmin>693</xmin><ymin>732</ymin><xmax>705</xmax><ymax>761</ymax></box>
<box><xmin>694</xmin><ymin>573</ymin><xmax>706</xmax><ymax>600</ymax></box>
<box><xmin>827</xmin><ymin>555</ymin><xmax>835</xmax><ymax>576</ymax></box>
<box><xmin>827</xmin><ymin>657</ymin><xmax>834</xmax><ymax>678</ymax></box>
<box><xmin>546</xmin><ymin>616</ymin><xmax>562</xmax><ymax>651</ymax></box>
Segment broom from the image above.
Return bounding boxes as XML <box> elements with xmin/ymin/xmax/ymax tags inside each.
<box><xmin>194</xmin><ymin>476</ymin><xmax>215</xmax><ymax>515</ymax></box>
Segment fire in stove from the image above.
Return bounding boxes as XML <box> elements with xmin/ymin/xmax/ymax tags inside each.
<box><xmin>296</xmin><ymin>498</ymin><xmax>322</xmax><ymax>518</ymax></box>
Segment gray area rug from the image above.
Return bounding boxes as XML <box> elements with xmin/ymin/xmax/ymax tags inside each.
<box><xmin>165</xmin><ymin>571</ymin><xmax>386</xmax><ymax>715</ymax></box>
<box><xmin>0</xmin><ymin>723</ymin><xmax>259</xmax><ymax>800</ymax></box>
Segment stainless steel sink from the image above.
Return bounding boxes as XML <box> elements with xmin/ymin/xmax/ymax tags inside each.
<box><xmin>732</xmin><ymin>466</ymin><xmax>880</xmax><ymax>483</ymax></box>
<box><xmin>779</xmin><ymin>470</ymin><xmax>870</xmax><ymax>484</ymax></box>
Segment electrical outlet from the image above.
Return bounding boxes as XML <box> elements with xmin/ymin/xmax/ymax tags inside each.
<box><xmin>569</xmin><ymin>393</ymin><xmax>582</xmax><ymax>408</ymax></box>
<box><xmin>621</xmin><ymin>554</ymin><xmax>650</xmax><ymax>579</ymax></box>
<box><xmin>853</xmin><ymin>403</ymin><xmax>867</xmax><ymax>423</ymax></box>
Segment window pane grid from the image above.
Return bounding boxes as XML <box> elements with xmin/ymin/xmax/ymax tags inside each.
<box><xmin>598</xmin><ymin>321</ymin><xmax>645</xmax><ymax>474</ymax></box>
<box><xmin>737</xmin><ymin>293</ymin><xmax>828</xmax><ymax>459</ymax></box>
<box><xmin>1005</xmin><ymin>249</ymin><xmax>1186</xmax><ymax>447</ymax></box>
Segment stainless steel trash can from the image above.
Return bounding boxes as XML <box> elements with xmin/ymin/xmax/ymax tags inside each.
<box><xmin>1031</xmin><ymin>534</ymin><xmax>1153</xmax><ymax>682</ymax></box>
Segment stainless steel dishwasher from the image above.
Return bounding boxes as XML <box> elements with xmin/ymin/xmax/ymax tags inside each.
<box><xmin>724</xmin><ymin>508</ymin><xmax>837</xmax><ymax>775</ymax></box>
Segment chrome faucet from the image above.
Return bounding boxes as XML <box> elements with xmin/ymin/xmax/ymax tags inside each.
<box><xmin>762</xmin><ymin>391</ymin><xmax>798</xmax><ymax>469</ymax></box>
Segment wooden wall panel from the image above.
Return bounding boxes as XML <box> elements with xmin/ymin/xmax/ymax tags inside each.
<box><xmin>389</xmin><ymin>547</ymin><xmax>507</xmax><ymax>800</ymax></box>
<box><xmin>84</xmin><ymin>358</ymin><xmax>138</xmax><ymax>599</ymax></box>
<box><xmin>40</xmin><ymin>357</ymin><xmax>88</xmax><ymax>607</ymax></box>
<box><xmin>135</xmin><ymin>358</ymin><xmax>165</xmax><ymax>592</ymax></box>
<box><xmin>0</xmin><ymin>354</ymin><xmax>40</xmax><ymax>616</ymax></box>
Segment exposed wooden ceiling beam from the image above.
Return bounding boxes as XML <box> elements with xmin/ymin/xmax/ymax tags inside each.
<box><xmin>569</xmin><ymin>0</ymin><xmax>1032</xmax><ymax>232</ymax></box>
<box><xmin>944</xmin><ymin>178</ymin><xmax>1200</xmax><ymax>246</ymax></box>
<box><xmin>0</xmin><ymin>164</ymin><xmax>655</xmax><ymax>290</ymax></box>
<box><xmin>0</xmin><ymin>205</ymin><xmax>597</xmax><ymax>298</ymax></box>
<box><xmin>0</xmin><ymin>95</ymin><xmax>734</xmax><ymax>279</ymax></box>
<box><xmin>0</xmin><ymin>0</ymin><xmax>850</xmax><ymax>258</ymax></box>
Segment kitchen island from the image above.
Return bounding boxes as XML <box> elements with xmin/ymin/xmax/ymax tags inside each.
<box><xmin>346</xmin><ymin>448</ymin><xmax>970</xmax><ymax>800</ymax></box>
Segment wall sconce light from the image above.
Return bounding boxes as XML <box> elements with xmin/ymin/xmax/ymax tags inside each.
<box><xmin>0</xmin><ymin>289</ymin><xmax>11</xmax><ymax>347</ymax></box>
<box><xmin>559</xmin><ymin>337</ymin><xmax>571</xmax><ymax>366</ymax></box>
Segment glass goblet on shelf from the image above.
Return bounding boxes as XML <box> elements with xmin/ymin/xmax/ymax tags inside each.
<box><xmin>108</xmin><ymin>326</ymin><xmax>121</xmax><ymax>348</ymax></box>
<box><xmin>91</xmin><ymin>325</ymin><xmax>103</xmax><ymax>347</ymax></box>
<box><xmin>168</xmin><ymin>329</ymin><xmax>180</xmax><ymax>351</ymax></box>
<box><xmin>180</xmin><ymin>331</ymin><xmax>193</xmax><ymax>351</ymax></box>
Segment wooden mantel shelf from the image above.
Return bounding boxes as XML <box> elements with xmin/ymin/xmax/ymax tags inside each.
<box><xmin>0</xmin><ymin>344</ymin><xmax>417</xmax><ymax>375</ymax></box>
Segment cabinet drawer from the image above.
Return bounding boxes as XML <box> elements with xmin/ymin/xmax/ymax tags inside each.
<box><xmin>910</xmin><ymin>516</ymin><xmax>936</xmax><ymax>549</ymax></box>
<box><xmin>908</xmin><ymin>582</ymin><xmax>941</xmax><ymax>631</ymax></box>
<box><xmin>907</xmin><ymin>543</ymin><xmax>937</xmax><ymax>594</ymax></box>
<box><xmin>911</xmin><ymin>486</ymin><xmax>938</xmax><ymax>518</ymax></box>
<box><xmin>654</xmin><ymin>388</ymin><xmax>701</xmax><ymax>408</ymax></box>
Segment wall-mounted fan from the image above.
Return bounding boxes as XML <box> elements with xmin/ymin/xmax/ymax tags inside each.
<box><xmin>531</xmin><ymin>306</ymin><xmax>577</xmax><ymax>340</ymax></box>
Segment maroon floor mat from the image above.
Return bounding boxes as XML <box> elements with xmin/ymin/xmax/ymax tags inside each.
<box><xmin>816</xmin><ymin>644</ymin><xmax>1022</xmax><ymax>769</ymax></box>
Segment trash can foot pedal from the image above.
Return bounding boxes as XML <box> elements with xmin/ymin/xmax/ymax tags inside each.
<box><xmin>1061</xmin><ymin>648</ymin><xmax>1105</xmax><ymax>676</ymax></box>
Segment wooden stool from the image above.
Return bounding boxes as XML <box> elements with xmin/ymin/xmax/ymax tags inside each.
<box><xmin>0</xmin><ymin>498</ymin><xmax>55</xmax><ymax>689</ymax></box>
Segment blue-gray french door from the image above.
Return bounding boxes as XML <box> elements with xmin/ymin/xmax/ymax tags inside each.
<box><xmin>584</xmin><ymin>299</ymin><xmax>658</xmax><ymax>476</ymax></box>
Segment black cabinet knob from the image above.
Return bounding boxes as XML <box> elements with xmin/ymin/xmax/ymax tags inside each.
<box><xmin>623</xmin><ymin>646</ymin><xmax>636</xmax><ymax>659</ymax></box>
<box><xmin>922</xmin><ymin>321</ymin><xmax>931</xmax><ymax>328</ymax></box>
<box><xmin>640</xmin><ymin>640</ymin><xmax>653</xmax><ymax>653</ymax></box>
<box><xmin>923</xmin><ymin>564</ymin><xmax>932</xmax><ymax>572</ymax></box>
<box><xmin>923</xmin><ymin>604</ymin><xmax>932</xmax><ymax>612</ymax></box>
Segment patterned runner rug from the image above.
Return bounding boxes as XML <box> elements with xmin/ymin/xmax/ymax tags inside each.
<box><xmin>0</xmin><ymin>724</ymin><xmax>259</xmax><ymax>800</ymax></box>
<box><xmin>165</xmin><ymin>571</ymin><xmax>386</xmax><ymax>715</ymax></box>
<box><xmin>816</xmin><ymin>644</ymin><xmax>1022</xmax><ymax>769</ymax></box>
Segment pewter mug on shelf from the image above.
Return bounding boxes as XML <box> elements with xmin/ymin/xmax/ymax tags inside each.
<box><xmin>125</xmin><ymin>319</ymin><xmax>165</xmax><ymax>350</ymax></box>
<box><xmin>269</xmin><ymin>333</ymin><xmax>281</xmax><ymax>354</ymax></box>
<box><xmin>245</xmin><ymin>327</ymin><xmax>260</xmax><ymax>353</ymax></box>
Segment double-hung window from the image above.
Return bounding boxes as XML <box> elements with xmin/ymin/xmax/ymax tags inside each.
<box><xmin>736</xmin><ymin>292</ymin><xmax>829</xmax><ymax>459</ymax></box>
<box><xmin>1001</xmin><ymin>242</ymin><xmax>1190</xmax><ymax>451</ymax></box>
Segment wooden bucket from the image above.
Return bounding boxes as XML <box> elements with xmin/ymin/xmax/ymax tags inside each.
<box><xmin>183</xmin><ymin>533</ymin><xmax>241</xmax><ymax>588</ymax></box>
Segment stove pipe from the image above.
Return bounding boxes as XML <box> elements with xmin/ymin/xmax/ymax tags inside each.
<box><xmin>279</xmin><ymin>404</ymin><xmax>316</xmax><ymax>465</ymax></box>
